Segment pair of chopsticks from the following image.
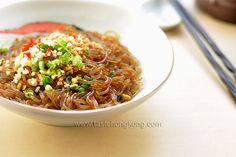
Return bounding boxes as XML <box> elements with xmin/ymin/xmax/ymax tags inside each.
<box><xmin>170</xmin><ymin>0</ymin><xmax>236</xmax><ymax>100</ymax></box>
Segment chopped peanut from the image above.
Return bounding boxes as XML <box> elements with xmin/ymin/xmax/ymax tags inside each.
<box><xmin>57</xmin><ymin>76</ymin><xmax>64</xmax><ymax>86</ymax></box>
<box><xmin>122</xmin><ymin>94</ymin><xmax>131</xmax><ymax>101</ymax></box>
<box><xmin>16</xmin><ymin>82</ymin><xmax>23</xmax><ymax>90</ymax></box>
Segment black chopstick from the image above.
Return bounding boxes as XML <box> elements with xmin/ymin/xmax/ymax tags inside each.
<box><xmin>170</xmin><ymin>0</ymin><xmax>236</xmax><ymax>100</ymax></box>
<box><xmin>170</xmin><ymin>0</ymin><xmax>236</xmax><ymax>79</ymax></box>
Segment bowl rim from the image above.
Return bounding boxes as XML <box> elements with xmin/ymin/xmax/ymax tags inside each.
<box><xmin>0</xmin><ymin>0</ymin><xmax>174</xmax><ymax>115</ymax></box>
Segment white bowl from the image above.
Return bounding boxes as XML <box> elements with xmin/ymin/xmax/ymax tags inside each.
<box><xmin>0</xmin><ymin>0</ymin><xmax>174</xmax><ymax>126</ymax></box>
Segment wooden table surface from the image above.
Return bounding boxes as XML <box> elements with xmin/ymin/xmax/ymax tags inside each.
<box><xmin>0</xmin><ymin>0</ymin><xmax>236</xmax><ymax>157</ymax></box>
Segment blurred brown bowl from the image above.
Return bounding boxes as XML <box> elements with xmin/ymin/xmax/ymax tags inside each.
<box><xmin>196</xmin><ymin>0</ymin><xmax>236</xmax><ymax>23</ymax></box>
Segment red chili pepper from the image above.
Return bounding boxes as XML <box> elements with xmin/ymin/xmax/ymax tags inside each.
<box><xmin>22</xmin><ymin>38</ymin><xmax>36</xmax><ymax>52</ymax></box>
<box><xmin>43</xmin><ymin>48</ymin><xmax>53</xmax><ymax>58</ymax></box>
<box><xmin>35</xmin><ymin>74</ymin><xmax>39</xmax><ymax>81</ymax></box>
<box><xmin>24</xmin><ymin>52</ymin><xmax>32</xmax><ymax>59</ymax></box>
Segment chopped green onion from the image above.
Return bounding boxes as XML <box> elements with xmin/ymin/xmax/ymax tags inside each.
<box><xmin>56</xmin><ymin>69</ymin><xmax>65</xmax><ymax>76</ymax></box>
<box><xmin>78</xmin><ymin>87</ymin><xmax>85</xmax><ymax>93</ymax></box>
<box><xmin>76</xmin><ymin>76</ymin><xmax>82</xmax><ymax>81</ymax></box>
<box><xmin>54</xmin><ymin>38</ymin><xmax>70</xmax><ymax>54</ymax></box>
<box><xmin>38</xmin><ymin>61</ymin><xmax>45</xmax><ymax>71</ymax></box>
<box><xmin>70</xmin><ymin>84</ymin><xmax>85</xmax><ymax>93</ymax></box>
<box><xmin>72</xmin><ymin>55</ymin><xmax>84</xmax><ymax>68</ymax></box>
<box><xmin>39</xmin><ymin>70</ymin><xmax>47</xmax><ymax>74</ymax></box>
<box><xmin>39</xmin><ymin>43</ymin><xmax>53</xmax><ymax>53</ymax></box>
<box><xmin>70</xmin><ymin>84</ymin><xmax>79</xmax><ymax>91</ymax></box>
<box><xmin>46</xmin><ymin>59</ymin><xmax>61</xmax><ymax>69</ymax></box>
<box><xmin>41</xmin><ymin>75</ymin><xmax>51</xmax><ymax>86</ymax></box>
<box><xmin>77</xmin><ymin>77</ymin><xmax>91</xmax><ymax>90</ymax></box>
<box><xmin>109</xmin><ymin>70</ymin><xmax>116</xmax><ymax>77</ymax></box>
<box><xmin>56</xmin><ymin>38</ymin><xmax>67</xmax><ymax>47</ymax></box>
<box><xmin>66</xmin><ymin>76</ymin><xmax>73</xmax><ymax>84</ymax></box>
<box><xmin>52</xmin><ymin>59</ymin><xmax>61</xmax><ymax>66</ymax></box>
<box><xmin>23</xmin><ymin>89</ymin><xmax>34</xmax><ymax>98</ymax></box>
<box><xmin>59</xmin><ymin>52</ymin><xmax>71</xmax><ymax>64</ymax></box>
<box><xmin>47</xmin><ymin>69</ymin><xmax>56</xmax><ymax>75</ymax></box>
<box><xmin>77</xmin><ymin>77</ymin><xmax>86</xmax><ymax>82</ymax></box>
<box><xmin>32</xmin><ymin>59</ymin><xmax>40</xmax><ymax>72</ymax></box>
<box><xmin>0</xmin><ymin>48</ymin><xmax>7</xmax><ymax>54</ymax></box>
<box><xmin>81</xmin><ymin>82</ymin><xmax>90</xmax><ymax>90</ymax></box>
<box><xmin>71</xmin><ymin>78</ymin><xmax>78</xmax><ymax>84</ymax></box>
<box><xmin>45</xmin><ymin>85</ymin><xmax>53</xmax><ymax>91</ymax></box>
<box><xmin>32</xmin><ymin>65</ymin><xmax>39</xmax><ymax>72</ymax></box>
<box><xmin>46</xmin><ymin>61</ymin><xmax>54</xmax><ymax>69</ymax></box>
<box><xmin>117</xmin><ymin>95</ymin><xmax>123</xmax><ymax>102</ymax></box>
<box><xmin>84</xmin><ymin>49</ymin><xmax>91</xmax><ymax>55</ymax></box>
<box><xmin>84</xmin><ymin>76</ymin><xmax>93</xmax><ymax>81</ymax></box>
